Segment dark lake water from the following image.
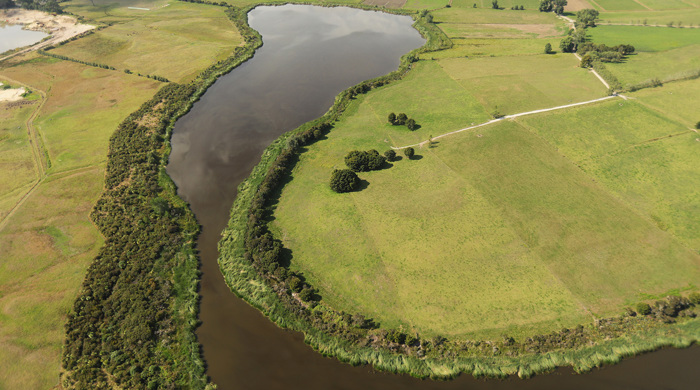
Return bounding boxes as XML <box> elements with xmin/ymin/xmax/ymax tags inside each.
<box><xmin>166</xmin><ymin>4</ymin><xmax>700</xmax><ymax>390</ymax></box>
<box><xmin>0</xmin><ymin>24</ymin><xmax>47</xmax><ymax>52</ymax></box>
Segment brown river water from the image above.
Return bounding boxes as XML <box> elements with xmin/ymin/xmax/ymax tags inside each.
<box><xmin>165</xmin><ymin>5</ymin><xmax>699</xmax><ymax>390</ymax></box>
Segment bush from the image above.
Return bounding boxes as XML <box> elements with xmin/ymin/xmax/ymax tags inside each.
<box><xmin>544</xmin><ymin>43</ymin><xmax>553</xmax><ymax>54</ymax></box>
<box><xmin>344</xmin><ymin>150</ymin><xmax>385</xmax><ymax>172</ymax></box>
<box><xmin>404</xmin><ymin>147</ymin><xmax>415</xmax><ymax>159</ymax></box>
<box><xmin>329</xmin><ymin>169</ymin><xmax>359</xmax><ymax>193</ymax></box>
<box><xmin>388</xmin><ymin>112</ymin><xmax>396</xmax><ymax>124</ymax></box>
<box><xmin>636</xmin><ymin>302</ymin><xmax>652</xmax><ymax>316</ymax></box>
<box><xmin>689</xmin><ymin>292</ymin><xmax>700</xmax><ymax>304</ymax></box>
<box><xmin>406</xmin><ymin>118</ymin><xmax>417</xmax><ymax>131</ymax></box>
<box><xmin>299</xmin><ymin>287</ymin><xmax>314</xmax><ymax>301</ymax></box>
<box><xmin>384</xmin><ymin>149</ymin><xmax>396</xmax><ymax>161</ymax></box>
<box><xmin>695</xmin><ymin>121</ymin><xmax>700</xmax><ymax>130</ymax></box>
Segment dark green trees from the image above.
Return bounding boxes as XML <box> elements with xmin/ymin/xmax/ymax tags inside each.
<box><xmin>406</xmin><ymin>118</ymin><xmax>417</xmax><ymax>131</ymax></box>
<box><xmin>330</xmin><ymin>169</ymin><xmax>360</xmax><ymax>193</ymax></box>
<box><xmin>344</xmin><ymin>150</ymin><xmax>385</xmax><ymax>172</ymax></box>
<box><xmin>576</xmin><ymin>9</ymin><xmax>600</xmax><ymax>28</ymax></box>
<box><xmin>492</xmin><ymin>0</ymin><xmax>499</xmax><ymax>9</ymax></box>
<box><xmin>539</xmin><ymin>0</ymin><xmax>566</xmax><ymax>14</ymax></box>
<box><xmin>544</xmin><ymin>43</ymin><xmax>553</xmax><ymax>54</ymax></box>
<box><xmin>388</xmin><ymin>112</ymin><xmax>396</xmax><ymax>124</ymax></box>
<box><xmin>396</xmin><ymin>113</ymin><xmax>408</xmax><ymax>125</ymax></box>
<box><xmin>404</xmin><ymin>147</ymin><xmax>415</xmax><ymax>159</ymax></box>
<box><xmin>384</xmin><ymin>149</ymin><xmax>397</xmax><ymax>161</ymax></box>
<box><xmin>696</xmin><ymin>121</ymin><xmax>700</xmax><ymax>130</ymax></box>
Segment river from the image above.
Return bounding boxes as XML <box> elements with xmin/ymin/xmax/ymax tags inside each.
<box><xmin>165</xmin><ymin>4</ymin><xmax>700</xmax><ymax>390</ymax></box>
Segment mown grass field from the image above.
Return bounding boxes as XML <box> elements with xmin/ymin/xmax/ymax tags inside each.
<box><xmin>597</xmin><ymin>7</ymin><xmax>700</xmax><ymax>25</ymax></box>
<box><xmin>57</xmin><ymin>0</ymin><xmax>242</xmax><ymax>82</ymax></box>
<box><xmin>0</xmin><ymin>53</ymin><xmax>161</xmax><ymax>389</ymax></box>
<box><xmin>269</xmin><ymin>0</ymin><xmax>700</xmax><ymax>343</ymax></box>
<box><xmin>593</xmin><ymin>0</ymin><xmax>647</xmax><ymax>11</ymax></box>
<box><xmin>585</xmin><ymin>24</ymin><xmax>700</xmax><ymax>87</ymax></box>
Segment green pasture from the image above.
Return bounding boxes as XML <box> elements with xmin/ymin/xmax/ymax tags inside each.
<box><xmin>594</xmin><ymin>0</ymin><xmax>647</xmax><ymax>11</ymax></box>
<box><xmin>629</xmin><ymin>77</ymin><xmax>700</xmax><ymax>126</ymax></box>
<box><xmin>597</xmin><ymin>8</ymin><xmax>700</xmax><ymax>25</ymax></box>
<box><xmin>436</xmin><ymin>54</ymin><xmax>607</xmax><ymax>115</ymax></box>
<box><xmin>638</xmin><ymin>0</ymin><xmax>697</xmax><ymax>10</ymax></box>
<box><xmin>429</xmin><ymin>37</ymin><xmax>560</xmax><ymax>58</ymax></box>
<box><xmin>57</xmin><ymin>1</ymin><xmax>242</xmax><ymax>82</ymax></box>
<box><xmin>602</xmin><ymin>45</ymin><xmax>700</xmax><ymax>87</ymax></box>
<box><xmin>0</xmin><ymin>102</ymin><xmax>36</xmax><ymax>220</ymax></box>
<box><xmin>517</xmin><ymin>94</ymin><xmax>700</xmax><ymax>251</ymax></box>
<box><xmin>588</xmin><ymin>25</ymin><xmax>700</xmax><ymax>52</ymax></box>
<box><xmin>450</xmin><ymin>0</ymin><xmax>544</xmax><ymax>8</ymax></box>
<box><xmin>272</xmin><ymin>96</ymin><xmax>700</xmax><ymax>338</ymax></box>
<box><xmin>433</xmin><ymin>6</ymin><xmax>558</xmax><ymax>24</ymax></box>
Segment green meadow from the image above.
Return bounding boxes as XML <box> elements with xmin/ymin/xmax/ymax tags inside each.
<box><xmin>57</xmin><ymin>0</ymin><xmax>242</xmax><ymax>82</ymax></box>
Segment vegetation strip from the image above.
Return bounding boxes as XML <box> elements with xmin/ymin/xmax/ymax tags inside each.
<box><xmin>59</xmin><ymin>3</ymin><xmax>264</xmax><ymax>388</ymax></box>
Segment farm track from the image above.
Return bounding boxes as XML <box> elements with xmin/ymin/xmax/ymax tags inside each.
<box><xmin>392</xmin><ymin>95</ymin><xmax>621</xmax><ymax>149</ymax></box>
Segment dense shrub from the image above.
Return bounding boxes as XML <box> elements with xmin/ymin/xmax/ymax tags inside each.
<box><xmin>344</xmin><ymin>150</ymin><xmax>385</xmax><ymax>172</ymax></box>
<box><xmin>384</xmin><ymin>149</ymin><xmax>397</xmax><ymax>162</ymax></box>
<box><xmin>329</xmin><ymin>169</ymin><xmax>360</xmax><ymax>193</ymax></box>
<box><xmin>404</xmin><ymin>147</ymin><xmax>415</xmax><ymax>159</ymax></box>
<box><xmin>636</xmin><ymin>302</ymin><xmax>652</xmax><ymax>316</ymax></box>
<box><xmin>406</xmin><ymin>118</ymin><xmax>417</xmax><ymax>131</ymax></box>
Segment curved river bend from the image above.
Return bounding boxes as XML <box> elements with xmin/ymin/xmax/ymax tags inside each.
<box><xmin>166</xmin><ymin>5</ymin><xmax>700</xmax><ymax>390</ymax></box>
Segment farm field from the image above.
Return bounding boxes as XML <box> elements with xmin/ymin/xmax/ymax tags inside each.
<box><xmin>267</xmin><ymin>0</ymin><xmax>700</xmax><ymax>345</ymax></box>
<box><xmin>0</xmin><ymin>97</ymin><xmax>36</xmax><ymax>220</ymax></box>
<box><xmin>56</xmin><ymin>0</ymin><xmax>242</xmax><ymax>82</ymax></box>
<box><xmin>0</xmin><ymin>54</ymin><xmax>161</xmax><ymax>388</ymax></box>
<box><xmin>596</xmin><ymin>8</ymin><xmax>700</xmax><ymax>25</ymax></box>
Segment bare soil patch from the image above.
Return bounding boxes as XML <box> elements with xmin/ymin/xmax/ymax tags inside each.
<box><xmin>566</xmin><ymin>0</ymin><xmax>595</xmax><ymax>11</ymax></box>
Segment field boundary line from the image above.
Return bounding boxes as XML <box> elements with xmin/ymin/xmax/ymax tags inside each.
<box><xmin>392</xmin><ymin>95</ymin><xmax>620</xmax><ymax>149</ymax></box>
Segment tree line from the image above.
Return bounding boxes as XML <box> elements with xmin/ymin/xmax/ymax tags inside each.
<box><xmin>0</xmin><ymin>0</ymin><xmax>62</xmax><ymax>13</ymax></box>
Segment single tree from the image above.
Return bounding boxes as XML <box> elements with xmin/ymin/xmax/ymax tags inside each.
<box><xmin>695</xmin><ymin>121</ymin><xmax>700</xmax><ymax>130</ymax></box>
<box><xmin>544</xmin><ymin>43</ymin><xmax>553</xmax><ymax>54</ymax></box>
<box><xmin>384</xmin><ymin>149</ymin><xmax>397</xmax><ymax>161</ymax></box>
<box><xmin>492</xmin><ymin>0</ymin><xmax>499</xmax><ymax>9</ymax></box>
<box><xmin>404</xmin><ymin>147</ymin><xmax>415</xmax><ymax>159</ymax></box>
<box><xmin>330</xmin><ymin>169</ymin><xmax>360</xmax><ymax>193</ymax></box>
<box><xmin>579</xmin><ymin>53</ymin><xmax>593</xmax><ymax>68</ymax></box>
<box><xmin>406</xmin><ymin>118</ymin><xmax>417</xmax><ymax>131</ymax></box>
<box><xmin>560</xmin><ymin>36</ymin><xmax>576</xmax><ymax>53</ymax></box>
<box><xmin>388</xmin><ymin>112</ymin><xmax>396</xmax><ymax>124</ymax></box>
<box><xmin>576</xmin><ymin>8</ymin><xmax>599</xmax><ymax>28</ymax></box>
<box><xmin>553</xmin><ymin>0</ymin><xmax>567</xmax><ymax>15</ymax></box>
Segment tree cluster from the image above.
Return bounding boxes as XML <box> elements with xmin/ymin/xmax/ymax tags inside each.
<box><xmin>5</xmin><ymin>0</ymin><xmax>62</xmax><ymax>13</ymax></box>
<box><xmin>344</xmin><ymin>149</ymin><xmax>386</xmax><ymax>172</ymax></box>
<box><xmin>510</xmin><ymin>5</ymin><xmax>525</xmax><ymax>10</ymax></box>
<box><xmin>577</xmin><ymin>42</ymin><xmax>635</xmax><ymax>65</ymax></box>
<box><xmin>539</xmin><ymin>0</ymin><xmax>567</xmax><ymax>15</ymax></box>
<box><xmin>388</xmin><ymin>112</ymin><xmax>418</xmax><ymax>130</ymax></box>
<box><xmin>576</xmin><ymin>8</ymin><xmax>599</xmax><ymax>28</ymax></box>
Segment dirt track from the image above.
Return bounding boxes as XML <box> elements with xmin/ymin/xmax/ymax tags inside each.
<box><xmin>0</xmin><ymin>9</ymin><xmax>94</xmax><ymax>62</ymax></box>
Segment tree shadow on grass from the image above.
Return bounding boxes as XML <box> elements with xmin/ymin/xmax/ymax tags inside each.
<box><xmin>408</xmin><ymin>155</ymin><xmax>424</xmax><ymax>160</ymax></box>
<box><xmin>356</xmin><ymin>179</ymin><xmax>370</xmax><ymax>192</ymax></box>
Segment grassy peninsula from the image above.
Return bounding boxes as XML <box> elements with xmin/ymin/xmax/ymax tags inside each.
<box><xmin>218</xmin><ymin>0</ymin><xmax>700</xmax><ymax>380</ymax></box>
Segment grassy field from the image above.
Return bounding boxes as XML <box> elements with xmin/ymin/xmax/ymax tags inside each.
<box><xmin>0</xmin><ymin>53</ymin><xmax>161</xmax><ymax>388</ymax></box>
<box><xmin>0</xmin><ymin>97</ymin><xmax>37</xmax><ymax>221</ymax></box>
<box><xmin>264</xmin><ymin>0</ymin><xmax>700</xmax><ymax>343</ymax></box>
<box><xmin>597</xmin><ymin>8</ymin><xmax>700</xmax><ymax>25</ymax></box>
<box><xmin>593</xmin><ymin>0</ymin><xmax>647</xmax><ymax>11</ymax></box>
<box><xmin>272</xmin><ymin>88</ymin><xmax>700</xmax><ymax>338</ymax></box>
<box><xmin>585</xmin><ymin>25</ymin><xmax>700</xmax><ymax>87</ymax></box>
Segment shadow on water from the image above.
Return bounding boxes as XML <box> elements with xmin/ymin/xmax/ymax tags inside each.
<box><xmin>165</xmin><ymin>4</ymin><xmax>700</xmax><ymax>390</ymax></box>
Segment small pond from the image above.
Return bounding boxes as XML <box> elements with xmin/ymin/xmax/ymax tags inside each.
<box><xmin>0</xmin><ymin>24</ymin><xmax>47</xmax><ymax>53</ymax></box>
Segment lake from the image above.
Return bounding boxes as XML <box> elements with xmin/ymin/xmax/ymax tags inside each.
<box><xmin>0</xmin><ymin>24</ymin><xmax>47</xmax><ymax>53</ymax></box>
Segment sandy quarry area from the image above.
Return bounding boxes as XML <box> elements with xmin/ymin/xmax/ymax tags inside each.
<box><xmin>0</xmin><ymin>9</ymin><xmax>94</xmax><ymax>61</ymax></box>
<box><xmin>0</xmin><ymin>83</ymin><xmax>26</xmax><ymax>102</ymax></box>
